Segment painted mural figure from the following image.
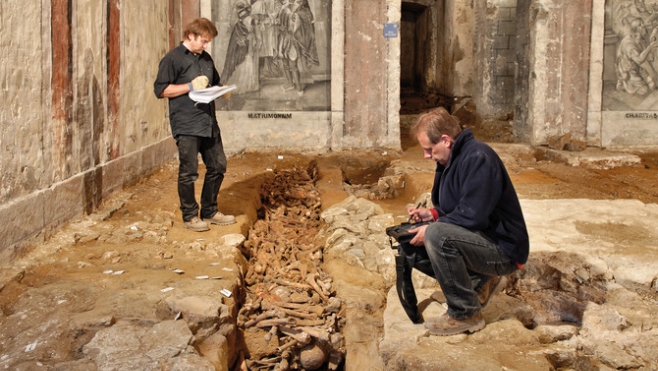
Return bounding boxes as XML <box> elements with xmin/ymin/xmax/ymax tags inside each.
<box><xmin>616</xmin><ymin>17</ymin><xmax>658</xmax><ymax>95</ymax></box>
<box><xmin>259</xmin><ymin>0</ymin><xmax>285</xmax><ymax>79</ymax></box>
<box><xmin>222</xmin><ymin>0</ymin><xmax>262</xmax><ymax>93</ymax></box>
<box><xmin>276</xmin><ymin>0</ymin><xmax>319</xmax><ymax>95</ymax></box>
<box><xmin>217</xmin><ymin>0</ymin><xmax>328</xmax><ymax>110</ymax></box>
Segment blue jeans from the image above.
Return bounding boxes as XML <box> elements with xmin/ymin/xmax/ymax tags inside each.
<box><xmin>424</xmin><ymin>222</ymin><xmax>518</xmax><ymax>319</ymax></box>
<box><xmin>175</xmin><ymin>134</ymin><xmax>227</xmax><ymax>222</ymax></box>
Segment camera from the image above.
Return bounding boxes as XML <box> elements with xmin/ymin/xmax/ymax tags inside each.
<box><xmin>385</xmin><ymin>221</ymin><xmax>431</xmax><ymax>245</ymax></box>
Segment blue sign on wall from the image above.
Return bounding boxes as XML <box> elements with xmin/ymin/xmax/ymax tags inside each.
<box><xmin>384</xmin><ymin>23</ymin><xmax>398</xmax><ymax>38</ymax></box>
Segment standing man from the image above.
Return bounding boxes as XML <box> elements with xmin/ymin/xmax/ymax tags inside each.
<box><xmin>406</xmin><ymin>107</ymin><xmax>529</xmax><ymax>336</ymax></box>
<box><xmin>154</xmin><ymin>18</ymin><xmax>236</xmax><ymax>232</ymax></box>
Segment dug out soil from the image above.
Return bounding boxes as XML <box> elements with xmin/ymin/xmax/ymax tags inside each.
<box><xmin>1</xmin><ymin>107</ymin><xmax>658</xmax><ymax>370</ymax></box>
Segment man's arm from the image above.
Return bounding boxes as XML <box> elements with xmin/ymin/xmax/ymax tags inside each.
<box><xmin>154</xmin><ymin>52</ymin><xmax>202</xmax><ymax>99</ymax></box>
<box><xmin>159</xmin><ymin>83</ymin><xmax>192</xmax><ymax>98</ymax></box>
<box><xmin>157</xmin><ymin>75</ymin><xmax>208</xmax><ymax>98</ymax></box>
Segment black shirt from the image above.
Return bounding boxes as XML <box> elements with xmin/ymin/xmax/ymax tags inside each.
<box><xmin>154</xmin><ymin>43</ymin><xmax>221</xmax><ymax>138</ymax></box>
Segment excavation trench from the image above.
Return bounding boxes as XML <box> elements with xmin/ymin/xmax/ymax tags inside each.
<box><xmin>232</xmin><ymin>159</ymin><xmax>618</xmax><ymax>370</ymax></box>
<box><xmin>236</xmin><ymin>161</ymin><xmax>345</xmax><ymax>370</ymax></box>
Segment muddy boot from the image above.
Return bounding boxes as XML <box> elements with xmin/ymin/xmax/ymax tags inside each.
<box><xmin>477</xmin><ymin>276</ymin><xmax>502</xmax><ymax>308</ymax></box>
<box><xmin>424</xmin><ymin>312</ymin><xmax>485</xmax><ymax>336</ymax></box>
<box><xmin>430</xmin><ymin>290</ymin><xmax>446</xmax><ymax>304</ymax></box>
<box><xmin>202</xmin><ymin>212</ymin><xmax>236</xmax><ymax>226</ymax></box>
<box><xmin>184</xmin><ymin>217</ymin><xmax>210</xmax><ymax>232</ymax></box>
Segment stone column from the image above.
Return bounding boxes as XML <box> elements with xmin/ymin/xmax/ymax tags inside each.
<box><xmin>514</xmin><ymin>0</ymin><xmax>592</xmax><ymax>146</ymax></box>
<box><xmin>331</xmin><ymin>0</ymin><xmax>346</xmax><ymax>150</ymax></box>
<box><xmin>385</xmin><ymin>0</ymin><xmax>402</xmax><ymax>150</ymax></box>
<box><xmin>586</xmin><ymin>0</ymin><xmax>605</xmax><ymax>147</ymax></box>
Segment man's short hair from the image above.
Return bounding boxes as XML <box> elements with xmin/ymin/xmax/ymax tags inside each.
<box><xmin>412</xmin><ymin>107</ymin><xmax>462</xmax><ymax>144</ymax></box>
<box><xmin>183</xmin><ymin>18</ymin><xmax>218</xmax><ymax>39</ymax></box>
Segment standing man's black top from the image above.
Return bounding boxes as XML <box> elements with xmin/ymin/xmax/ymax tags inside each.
<box><xmin>154</xmin><ymin>43</ymin><xmax>220</xmax><ymax>138</ymax></box>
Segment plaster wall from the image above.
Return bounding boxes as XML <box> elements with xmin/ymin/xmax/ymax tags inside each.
<box><xmin>516</xmin><ymin>0</ymin><xmax>658</xmax><ymax>148</ymax></box>
<box><xmin>340</xmin><ymin>0</ymin><xmax>397</xmax><ymax>149</ymax></box>
<box><xmin>516</xmin><ymin>0</ymin><xmax>557</xmax><ymax>145</ymax></box>
<box><xmin>0</xmin><ymin>1</ymin><xmax>177</xmax><ymax>258</ymax></box>
<box><xmin>450</xmin><ymin>1</ymin><xmax>475</xmax><ymax>98</ymax></box>
<box><xmin>0</xmin><ymin>0</ymin><xmax>51</xmax><ymax>257</ymax></box>
<box><xmin>587</xmin><ymin>0</ymin><xmax>605</xmax><ymax>146</ymax></box>
<box><xmin>1</xmin><ymin>0</ymin><xmax>46</xmax><ymax>203</ymax></box>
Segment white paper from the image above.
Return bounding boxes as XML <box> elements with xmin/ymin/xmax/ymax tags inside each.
<box><xmin>189</xmin><ymin>84</ymin><xmax>237</xmax><ymax>103</ymax></box>
<box><xmin>25</xmin><ymin>341</ymin><xmax>38</xmax><ymax>352</ymax></box>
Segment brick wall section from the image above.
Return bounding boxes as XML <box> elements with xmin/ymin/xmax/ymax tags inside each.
<box><xmin>490</xmin><ymin>3</ymin><xmax>517</xmax><ymax>107</ymax></box>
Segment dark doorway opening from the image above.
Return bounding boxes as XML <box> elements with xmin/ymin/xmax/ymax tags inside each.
<box><xmin>400</xmin><ymin>2</ymin><xmax>427</xmax><ymax>93</ymax></box>
<box><xmin>400</xmin><ymin>2</ymin><xmax>450</xmax><ymax>115</ymax></box>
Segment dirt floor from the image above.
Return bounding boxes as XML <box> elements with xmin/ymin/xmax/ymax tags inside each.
<box><xmin>1</xmin><ymin>104</ymin><xmax>658</xmax><ymax>370</ymax></box>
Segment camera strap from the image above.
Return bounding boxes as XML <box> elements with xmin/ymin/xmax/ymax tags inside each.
<box><xmin>394</xmin><ymin>242</ymin><xmax>437</xmax><ymax>323</ymax></box>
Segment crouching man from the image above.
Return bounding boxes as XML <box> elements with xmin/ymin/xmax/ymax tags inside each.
<box><xmin>406</xmin><ymin>107</ymin><xmax>529</xmax><ymax>336</ymax></box>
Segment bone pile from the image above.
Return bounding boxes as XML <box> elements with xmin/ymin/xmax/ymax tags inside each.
<box><xmin>237</xmin><ymin>162</ymin><xmax>345</xmax><ymax>370</ymax></box>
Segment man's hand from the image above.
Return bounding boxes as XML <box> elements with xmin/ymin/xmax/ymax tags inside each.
<box><xmin>407</xmin><ymin>205</ymin><xmax>432</xmax><ymax>223</ymax></box>
<box><xmin>189</xmin><ymin>76</ymin><xmax>209</xmax><ymax>91</ymax></box>
<box><xmin>408</xmin><ymin>224</ymin><xmax>429</xmax><ymax>246</ymax></box>
<box><xmin>221</xmin><ymin>91</ymin><xmax>233</xmax><ymax>99</ymax></box>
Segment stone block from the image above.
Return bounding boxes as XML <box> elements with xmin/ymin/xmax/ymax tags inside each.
<box><xmin>498</xmin><ymin>20</ymin><xmax>516</xmax><ymax>36</ymax></box>
<box><xmin>44</xmin><ymin>175</ymin><xmax>86</xmax><ymax>232</ymax></box>
<box><xmin>122</xmin><ymin>150</ymin><xmax>143</xmax><ymax>186</ymax></box>
<box><xmin>102</xmin><ymin>157</ymin><xmax>127</xmax><ymax>200</ymax></box>
<box><xmin>0</xmin><ymin>193</ymin><xmax>45</xmax><ymax>253</ymax></box>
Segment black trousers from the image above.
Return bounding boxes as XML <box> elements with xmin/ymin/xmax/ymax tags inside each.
<box><xmin>175</xmin><ymin>134</ymin><xmax>227</xmax><ymax>222</ymax></box>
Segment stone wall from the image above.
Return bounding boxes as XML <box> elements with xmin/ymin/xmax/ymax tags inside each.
<box><xmin>0</xmin><ymin>1</ymin><xmax>177</xmax><ymax>259</ymax></box>
<box><xmin>474</xmin><ymin>0</ymin><xmax>518</xmax><ymax>116</ymax></box>
<box><xmin>514</xmin><ymin>0</ymin><xmax>592</xmax><ymax>146</ymax></box>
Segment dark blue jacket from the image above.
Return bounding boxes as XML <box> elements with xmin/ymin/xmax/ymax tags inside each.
<box><xmin>431</xmin><ymin>129</ymin><xmax>529</xmax><ymax>264</ymax></box>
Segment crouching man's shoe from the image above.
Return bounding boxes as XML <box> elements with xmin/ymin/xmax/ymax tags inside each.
<box><xmin>430</xmin><ymin>275</ymin><xmax>502</xmax><ymax>307</ymax></box>
<box><xmin>203</xmin><ymin>212</ymin><xmax>236</xmax><ymax>226</ymax></box>
<box><xmin>478</xmin><ymin>276</ymin><xmax>502</xmax><ymax>308</ymax></box>
<box><xmin>430</xmin><ymin>290</ymin><xmax>446</xmax><ymax>303</ymax></box>
<box><xmin>424</xmin><ymin>312</ymin><xmax>485</xmax><ymax>336</ymax></box>
<box><xmin>184</xmin><ymin>217</ymin><xmax>210</xmax><ymax>232</ymax></box>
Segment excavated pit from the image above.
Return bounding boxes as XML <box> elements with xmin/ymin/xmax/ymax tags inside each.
<box><xmin>2</xmin><ymin>144</ymin><xmax>658</xmax><ymax>370</ymax></box>
<box><xmin>237</xmin><ymin>162</ymin><xmax>345</xmax><ymax>370</ymax></box>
